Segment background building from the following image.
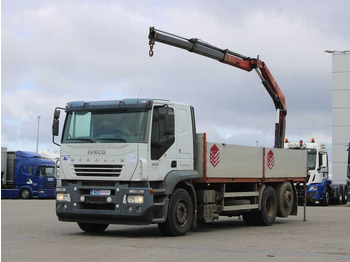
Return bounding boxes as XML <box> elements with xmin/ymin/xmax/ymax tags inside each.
<box><xmin>331</xmin><ymin>51</ymin><xmax>350</xmax><ymax>184</ymax></box>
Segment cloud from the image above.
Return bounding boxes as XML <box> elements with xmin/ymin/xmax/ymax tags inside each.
<box><xmin>2</xmin><ymin>0</ymin><xmax>349</xmax><ymax>155</ymax></box>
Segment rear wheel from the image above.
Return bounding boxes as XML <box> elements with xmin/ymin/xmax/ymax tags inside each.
<box><xmin>158</xmin><ymin>188</ymin><xmax>193</xmax><ymax>236</ymax></box>
<box><xmin>276</xmin><ymin>182</ymin><xmax>294</xmax><ymax>217</ymax></box>
<box><xmin>335</xmin><ymin>186</ymin><xmax>343</xmax><ymax>205</ymax></box>
<box><xmin>78</xmin><ymin>223</ymin><xmax>109</xmax><ymax>233</ymax></box>
<box><xmin>255</xmin><ymin>186</ymin><xmax>277</xmax><ymax>226</ymax></box>
<box><xmin>20</xmin><ymin>188</ymin><xmax>32</xmax><ymax>199</ymax></box>
<box><xmin>343</xmin><ymin>186</ymin><xmax>348</xmax><ymax>204</ymax></box>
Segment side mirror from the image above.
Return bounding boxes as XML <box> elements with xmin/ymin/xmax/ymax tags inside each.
<box><xmin>54</xmin><ymin>109</ymin><xmax>60</xmax><ymax>120</ymax></box>
<box><xmin>52</xmin><ymin>119</ymin><xmax>59</xmax><ymax>136</ymax></box>
<box><xmin>52</xmin><ymin>107</ymin><xmax>64</xmax><ymax>146</ymax></box>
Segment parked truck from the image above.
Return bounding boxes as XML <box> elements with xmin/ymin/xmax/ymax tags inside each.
<box><xmin>285</xmin><ymin>139</ymin><xmax>348</xmax><ymax>205</ymax></box>
<box><xmin>1</xmin><ymin>147</ymin><xmax>57</xmax><ymax>199</ymax></box>
<box><xmin>52</xmin><ymin>27</ymin><xmax>307</xmax><ymax>236</ymax></box>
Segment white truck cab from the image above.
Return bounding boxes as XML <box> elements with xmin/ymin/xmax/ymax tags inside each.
<box><xmin>284</xmin><ymin>139</ymin><xmax>328</xmax><ymax>185</ymax></box>
<box><xmin>285</xmin><ymin>138</ymin><xmax>348</xmax><ymax>205</ymax></box>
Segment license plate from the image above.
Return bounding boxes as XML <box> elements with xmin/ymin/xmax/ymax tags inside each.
<box><xmin>90</xmin><ymin>189</ymin><xmax>111</xmax><ymax>196</ymax></box>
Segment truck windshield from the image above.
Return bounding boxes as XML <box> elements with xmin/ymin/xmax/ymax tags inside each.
<box><xmin>39</xmin><ymin>167</ymin><xmax>55</xmax><ymax>176</ymax></box>
<box><xmin>62</xmin><ymin>109</ymin><xmax>149</xmax><ymax>144</ymax></box>
<box><xmin>307</xmin><ymin>149</ymin><xmax>317</xmax><ymax>170</ymax></box>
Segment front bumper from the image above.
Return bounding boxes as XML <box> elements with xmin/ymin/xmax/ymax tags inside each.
<box><xmin>38</xmin><ymin>189</ymin><xmax>56</xmax><ymax>199</ymax></box>
<box><xmin>56</xmin><ymin>180</ymin><xmax>164</xmax><ymax>225</ymax></box>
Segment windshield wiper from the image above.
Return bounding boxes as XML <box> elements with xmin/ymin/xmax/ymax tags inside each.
<box><xmin>97</xmin><ymin>138</ymin><xmax>127</xmax><ymax>143</ymax></box>
<box><xmin>66</xmin><ymin>138</ymin><xmax>95</xmax><ymax>143</ymax></box>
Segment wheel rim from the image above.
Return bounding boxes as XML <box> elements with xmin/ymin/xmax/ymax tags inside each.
<box><xmin>22</xmin><ymin>189</ymin><xmax>30</xmax><ymax>199</ymax></box>
<box><xmin>325</xmin><ymin>192</ymin><xmax>329</xmax><ymax>203</ymax></box>
<box><xmin>266</xmin><ymin>196</ymin><xmax>275</xmax><ymax>217</ymax></box>
<box><xmin>176</xmin><ymin>201</ymin><xmax>188</xmax><ymax>226</ymax></box>
<box><xmin>283</xmin><ymin>190</ymin><xmax>293</xmax><ymax>208</ymax></box>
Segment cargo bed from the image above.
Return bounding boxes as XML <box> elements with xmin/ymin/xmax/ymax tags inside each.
<box><xmin>195</xmin><ymin>134</ymin><xmax>307</xmax><ymax>183</ymax></box>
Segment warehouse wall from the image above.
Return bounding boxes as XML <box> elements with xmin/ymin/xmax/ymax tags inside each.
<box><xmin>332</xmin><ymin>52</ymin><xmax>350</xmax><ymax>184</ymax></box>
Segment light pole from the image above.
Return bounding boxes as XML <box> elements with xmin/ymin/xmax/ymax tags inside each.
<box><xmin>36</xmin><ymin>116</ymin><xmax>41</xmax><ymax>153</ymax></box>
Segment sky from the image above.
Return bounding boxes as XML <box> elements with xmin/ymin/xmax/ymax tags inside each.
<box><xmin>1</xmin><ymin>0</ymin><xmax>350</xmax><ymax>166</ymax></box>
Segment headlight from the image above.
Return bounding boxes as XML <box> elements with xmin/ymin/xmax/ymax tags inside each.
<box><xmin>127</xmin><ymin>195</ymin><xmax>144</xmax><ymax>204</ymax></box>
<box><xmin>57</xmin><ymin>193</ymin><xmax>71</xmax><ymax>202</ymax></box>
<box><xmin>309</xmin><ymin>186</ymin><xmax>318</xmax><ymax>191</ymax></box>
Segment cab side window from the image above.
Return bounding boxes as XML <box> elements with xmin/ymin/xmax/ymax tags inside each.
<box><xmin>151</xmin><ymin>106</ymin><xmax>175</xmax><ymax>160</ymax></box>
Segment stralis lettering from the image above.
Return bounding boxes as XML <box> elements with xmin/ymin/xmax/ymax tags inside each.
<box><xmin>87</xmin><ymin>150</ymin><xmax>106</xmax><ymax>155</ymax></box>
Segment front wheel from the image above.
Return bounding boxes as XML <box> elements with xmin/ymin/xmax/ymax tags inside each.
<box><xmin>20</xmin><ymin>188</ymin><xmax>32</xmax><ymax>199</ymax></box>
<box><xmin>158</xmin><ymin>188</ymin><xmax>193</xmax><ymax>236</ymax></box>
<box><xmin>78</xmin><ymin>223</ymin><xmax>109</xmax><ymax>233</ymax></box>
<box><xmin>321</xmin><ymin>187</ymin><xmax>330</xmax><ymax>206</ymax></box>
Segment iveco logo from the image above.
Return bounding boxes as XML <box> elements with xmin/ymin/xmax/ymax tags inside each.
<box><xmin>87</xmin><ymin>150</ymin><xmax>106</xmax><ymax>155</ymax></box>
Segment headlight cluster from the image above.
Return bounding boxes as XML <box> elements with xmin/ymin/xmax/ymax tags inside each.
<box><xmin>57</xmin><ymin>193</ymin><xmax>71</xmax><ymax>202</ymax></box>
<box><xmin>127</xmin><ymin>195</ymin><xmax>144</xmax><ymax>204</ymax></box>
<box><xmin>309</xmin><ymin>186</ymin><xmax>318</xmax><ymax>191</ymax></box>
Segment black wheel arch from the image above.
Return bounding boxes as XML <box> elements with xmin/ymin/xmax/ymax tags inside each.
<box><xmin>160</xmin><ymin>171</ymin><xmax>200</xmax><ymax>229</ymax></box>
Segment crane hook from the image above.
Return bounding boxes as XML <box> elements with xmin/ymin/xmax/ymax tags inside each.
<box><xmin>149</xmin><ymin>39</ymin><xmax>155</xmax><ymax>57</ymax></box>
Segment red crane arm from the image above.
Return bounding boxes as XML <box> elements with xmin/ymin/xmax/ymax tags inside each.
<box><xmin>148</xmin><ymin>27</ymin><xmax>287</xmax><ymax>148</ymax></box>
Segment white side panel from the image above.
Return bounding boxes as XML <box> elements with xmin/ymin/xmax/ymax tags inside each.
<box><xmin>332</xmin><ymin>162</ymin><xmax>348</xmax><ymax>184</ymax></box>
<box><xmin>332</xmin><ymin>108</ymin><xmax>350</xmax><ymax>126</ymax></box>
<box><xmin>176</xmin><ymin>106</ymin><xmax>194</xmax><ymax>169</ymax></box>
<box><xmin>332</xmin><ymin>126</ymin><xmax>350</xmax><ymax>145</ymax></box>
<box><xmin>195</xmin><ymin>134</ymin><xmax>205</xmax><ymax>178</ymax></box>
<box><xmin>332</xmin><ymin>90</ymin><xmax>350</xmax><ymax>108</ymax></box>
<box><xmin>332</xmin><ymin>145</ymin><xmax>348</xmax><ymax>163</ymax></box>
<box><xmin>333</xmin><ymin>53</ymin><xmax>350</xmax><ymax>72</ymax></box>
<box><xmin>332</xmin><ymin>52</ymin><xmax>350</xmax><ymax>184</ymax></box>
<box><xmin>205</xmin><ymin>143</ymin><xmax>263</xmax><ymax>179</ymax></box>
<box><xmin>264</xmin><ymin>148</ymin><xmax>307</xmax><ymax>178</ymax></box>
<box><xmin>332</xmin><ymin>73</ymin><xmax>350</xmax><ymax>90</ymax></box>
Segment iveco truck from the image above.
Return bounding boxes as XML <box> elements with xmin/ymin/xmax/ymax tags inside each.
<box><xmin>52</xmin><ymin>27</ymin><xmax>307</xmax><ymax>236</ymax></box>
<box><xmin>53</xmin><ymin>99</ymin><xmax>307</xmax><ymax>236</ymax></box>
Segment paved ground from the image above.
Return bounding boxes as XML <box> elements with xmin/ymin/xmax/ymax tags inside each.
<box><xmin>1</xmin><ymin>200</ymin><xmax>350</xmax><ymax>262</ymax></box>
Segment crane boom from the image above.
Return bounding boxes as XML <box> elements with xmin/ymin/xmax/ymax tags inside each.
<box><xmin>148</xmin><ymin>27</ymin><xmax>287</xmax><ymax>148</ymax></box>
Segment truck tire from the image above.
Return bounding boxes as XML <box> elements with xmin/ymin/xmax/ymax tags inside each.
<box><xmin>342</xmin><ymin>185</ymin><xmax>348</xmax><ymax>204</ymax></box>
<box><xmin>77</xmin><ymin>222</ymin><xmax>109</xmax><ymax>233</ymax></box>
<box><xmin>335</xmin><ymin>186</ymin><xmax>343</xmax><ymax>205</ymax></box>
<box><xmin>242</xmin><ymin>211</ymin><xmax>258</xmax><ymax>226</ymax></box>
<box><xmin>158</xmin><ymin>188</ymin><xmax>193</xmax><ymax>236</ymax></box>
<box><xmin>20</xmin><ymin>188</ymin><xmax>32</xmax><ymax>199</ymax></box>
<box><xmin>320</xmin><ymin>187</ymin><xmax>330</xmax><ymax>206</ymax></box>
<box><xmin>275</xmin><ymin>182</ymin><xmax>294</xmax><ymax>217</ymax></box>
<box><xmin>255</xmin><ymin>186</ymin><xmax>277</xmax><ymax>226</ymax></box>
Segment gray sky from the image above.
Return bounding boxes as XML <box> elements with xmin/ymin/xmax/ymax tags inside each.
<box><xmin>2</xmin><ymin>0</ymin><xmax>350</xmax><ymax>161</ymax></box>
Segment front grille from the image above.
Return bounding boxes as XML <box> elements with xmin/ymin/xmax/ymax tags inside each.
<box><xmin>84</xmin><ymin>196</ymin><xmax>107</xmax><ymax>204</ymax></box>
<box><xmin>74</xmin><ymin>164</ymin><xmax>123</xmax><ymax>177</ymax></box>
<box><xmin>81</xmin><ymin>203</ymin><xmax>115</xmax><ymax>210</ymax></box>
<box><xmin>44</xmin><ymin>181</ymin><xmax>56</xmax><ymax>189</ymax></box>
<box><xmin>81</xmin><ymin>181</ymin><xmax>116</xmax><ymax>187</ymax></box>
